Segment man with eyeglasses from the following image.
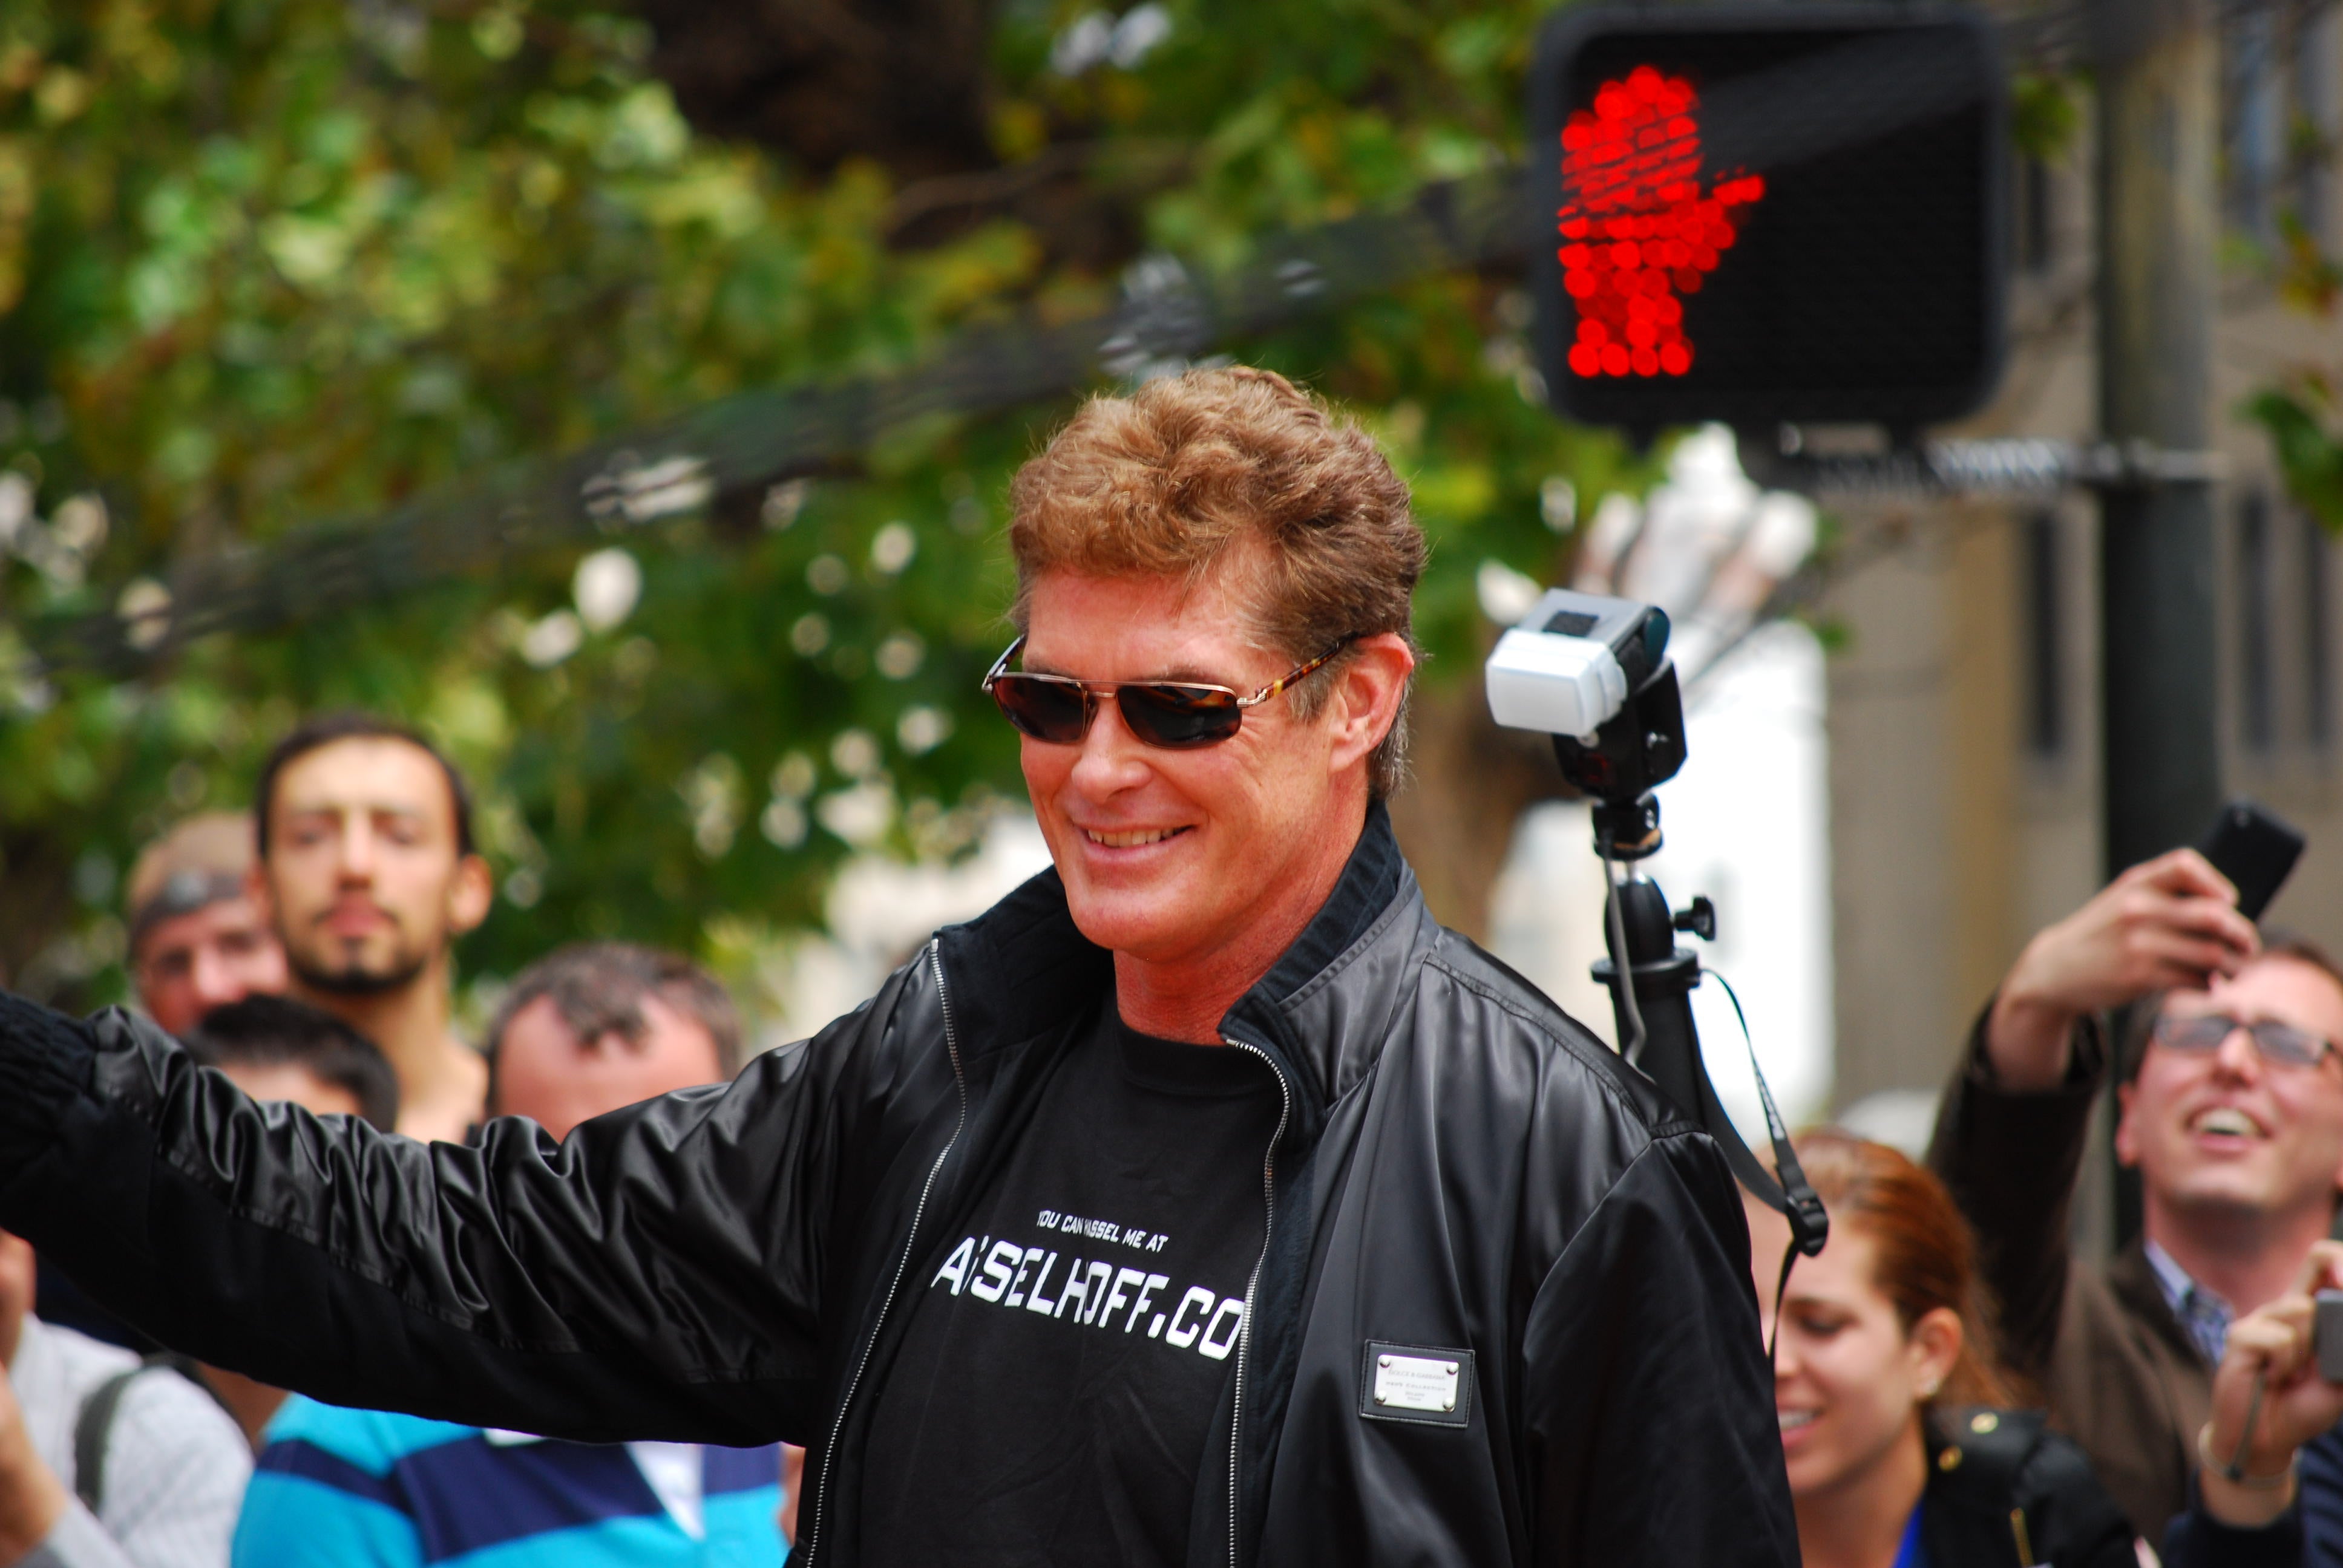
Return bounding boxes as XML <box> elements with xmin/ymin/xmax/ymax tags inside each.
<box><xmin>1928</xmin><ymin>846</ymin><xmax>2343</xmax><ymax>1540</ymax></box>
<box><xmin>0</xmin><ymin>367</ymin><xmax>1794</xmax><ymax>1567</ymax></box>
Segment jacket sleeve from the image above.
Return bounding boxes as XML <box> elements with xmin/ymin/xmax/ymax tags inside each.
<box><xmin>0</xmin><ymin>972</ymin><xmax>925</xmax><ymax>1449</ymax></box>
<box><xmin>1924</xmin><ymin>1004</ymin><xmax>2106</xmax><ymax>1380</ymax></box>
<box><xmin>2159</xmin><ymin>1481</ymin><xmax>2304</xmax><ymax>1568</ymax></box>
<box><xmin>1521</xmin><ymin>1129</ymin><xmax>1799</xmax><ymax>1568</ymax></box>
<box><xmin>2171</xmin><ymin>1423</ymin><xmax>2343</xmax><ymax>1568</ymax></box>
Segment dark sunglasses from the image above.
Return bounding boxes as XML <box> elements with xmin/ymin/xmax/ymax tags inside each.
<box><xmin>981</xmin><ymin>634</ymin><xmax>1352</xmax><ymax>750</ymax></box>
<box><xmin>2153</xmin><ymin>1010</ymin><xmax>2339</xmax><ymax>1070</ymax></box>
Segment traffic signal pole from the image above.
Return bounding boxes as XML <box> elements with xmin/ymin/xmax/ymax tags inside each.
<box><xmin>2094</xmin><ymin>0</ymin><xmax>2221</xmax><ymax>1253</ymax></box>
<box><xmin>2095</xmin><ymin>0</ymin><xmax>2223</xmax><ymax>877</ymax></box>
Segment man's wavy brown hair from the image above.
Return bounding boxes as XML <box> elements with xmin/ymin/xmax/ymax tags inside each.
<box><xmin>1008</xmin><ymin>367</ymin><xmax>1426</xmax><ymax>797</ymax></box>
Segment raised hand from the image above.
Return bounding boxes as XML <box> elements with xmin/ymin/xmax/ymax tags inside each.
<box><xmin>1984</xmin><ymin>848</ymin><xmax>2256</xmax><ymax>1091</ymax></box>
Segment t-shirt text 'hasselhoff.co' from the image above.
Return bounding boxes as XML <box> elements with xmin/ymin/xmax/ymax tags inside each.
<box><xmin>856</xmin><ymin>1001</ymin><xmax>1282</xmax><ymax>1567</ymax></box>
<box><xmin>926</xmin><ymin>1210</ymin><xmax>1250</xmax><ymax>1357</ymax></box>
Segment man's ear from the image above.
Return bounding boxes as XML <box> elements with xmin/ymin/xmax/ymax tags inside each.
<box><xmin>448</xmin><ymin>854</ymin><xmax>494</xmax><ymax>936</ymax></box>
<box><xmin>2113</xmin><ymin>1079</ymin><xmax>2141</xmax><ymax>1169</ymax></box>
<box><xmin>1326</xmin><ymin>633</ymin><xmax>1415</xmax><ymax>772</ymax></box>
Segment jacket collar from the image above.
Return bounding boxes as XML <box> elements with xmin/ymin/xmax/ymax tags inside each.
<box><xmin>1919</xmin><ymin>1406</ymin><xmax>2046</xmax><ymax>1564</ymax></box>
<box><xmin>934</xmin><ymin>802</ymin><xmax>1423</xmax><ymax>1131</ymax></box>
<box><xmin>1222</xmin><ymin>801</ymin><xmax>1418</xmax><ymax>1132</ymax></box>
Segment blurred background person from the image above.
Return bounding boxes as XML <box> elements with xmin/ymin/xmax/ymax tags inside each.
<box><xmin>1746</xmin><ymin>1129</ymin><xmax>2137</xmax><ymax>1568</ymax></box>
<box><xmin>178</xmin><ymin>995</ymin><xmax>399</xmax><ymax>1449</ymax></box>
<box><xmin>125</xmin><ymin>814</ymin><xmax>286</xmax><ymax>1039</ymax></box>
<box><xmin>481</xmin><ymin>940</ymin><xmax>742</xmax><ymax>1142</ymax></box>
<box><xmin>40</xmin><ymin>814</ymin><xmax>293</xmax><ymax>1353</ymax></box>
<box><xmin>2163</xmin><ymin>1239</ymin><xmax>2343</xmax><ymax>1563</ymax></box>
<box><xmin>231</xmin><ymin>942</ymin><xmax>787</xmax><ymax>1567</ymax></box>
<box><xmin>0</xmin><ymin>1224</ymin><xmax>248</xmax><ymax>1568</ymax></box>
<box><xmin>248</xmin><ymin>714</ymin><xmax>493</xmax><ymax>1145</ymax></box>
<box><xmin>1928</xmin><ymin>849</ymin><xmax>2343</xmax><ymax>1537</ymax></box>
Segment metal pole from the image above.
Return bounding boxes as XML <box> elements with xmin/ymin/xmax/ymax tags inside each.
<box><xmin>2094</xmin><ymin>0</ymin><xmax>2221</xmax><ymax>1253</ymax></box>
<box><xmin>2095</xmin><ymin>0</ymin><xmax>2222</xmax><ymax>880</ymax></box>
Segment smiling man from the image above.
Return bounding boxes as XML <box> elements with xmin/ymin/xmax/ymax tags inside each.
<box><xmin>249</xmin><ymin>714</ymin><xmax>494</xmax><ymax>1143</ymax></box>
<box><xmin>0</xmin><ymin>368</ymin><xmax>1793</xmax><ymax>1567</ymax></box>
<box><xmin>1928</xmin><ymin>848</ymin><xmax>2343</xmax><ymax>1537</ymax></box>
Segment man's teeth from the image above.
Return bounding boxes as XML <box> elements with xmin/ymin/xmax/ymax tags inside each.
<box><xmin>1087</xmin><ymin>827</ymin><xmax>1182</xmax><ymax>848</ymax></box>
<box><xmin>1778</xmin><ymin>1411</ymin><xmax>1816</xmax><ymax>1431</ymax></box>
<box><xmin>2197</xmin><ymin>1108</ymin><xmax>2260</xmax><ymax>1138</ymax></box>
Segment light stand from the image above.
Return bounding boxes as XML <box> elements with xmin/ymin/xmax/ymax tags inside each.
<box><xmin>1559</xmin><ymin>671</ymin><xmax>1827</xmax><ymax>1260</ymax></box>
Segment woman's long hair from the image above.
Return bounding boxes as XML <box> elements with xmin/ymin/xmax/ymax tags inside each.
<box><xmin>1791</xmin><ymin>1129</ymin><xmax>2017</xmax><ymax>1410</ymax></box>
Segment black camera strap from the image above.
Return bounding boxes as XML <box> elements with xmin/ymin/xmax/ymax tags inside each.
<box><xmin>1709</xmin><ymin>970</ymin><xmax>1829</xmax><ymax>1260</ymax></box>
<box><xmin>1708</xmin><ymin>970</ymin><xmax>1830</xmax><ymax>1359</ymax></box>
<box><xmin>1598</xmin><ymin>858</ymin><xmax>1827</xmax><ymax>1359</ymax></box>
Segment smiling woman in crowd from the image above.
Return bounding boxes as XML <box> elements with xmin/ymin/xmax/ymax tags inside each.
<box><xmin>1745</xmin><ymin>1131</ymin><xmax>2140</xmax><ymax>1568</ymax></box>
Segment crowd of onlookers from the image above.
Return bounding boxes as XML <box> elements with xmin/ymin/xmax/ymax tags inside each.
<box><xmin>1751</xmin><ymin>844</ymin><xmax>2343</xmax><ymax>1567</ymax></box>
<box><xmin>18</xmin><ymin>702</ymin><xmax>2343</xmax><ymax>1566</ymax></box>
<box><xmin>7</xmin><ymin>711</ymin><xmax>793</xmax><ymax>1566</ymax></box>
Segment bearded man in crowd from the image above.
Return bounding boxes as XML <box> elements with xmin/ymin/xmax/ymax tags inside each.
<box><xmin>246</xmin><ymin>714</ymin><xmax>494</xmax><ymax>1143</ymax></box>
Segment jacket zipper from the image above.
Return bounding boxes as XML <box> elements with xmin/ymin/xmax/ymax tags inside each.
<box><xmin>1222</xmin><ymin>1035</ymin><xmax>1291</xmax><ymax>1568</ymax></box>
<box><xmin>800</xmin><ymin>941</ymin><xmax>968</xmax><ymax>1567</ymax></box>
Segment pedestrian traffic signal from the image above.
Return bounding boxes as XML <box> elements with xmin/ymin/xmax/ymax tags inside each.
<box><xmin>1529</xmin><ymin>7</ymin><xmax>2007</xmax><ymax>433</ymax></box>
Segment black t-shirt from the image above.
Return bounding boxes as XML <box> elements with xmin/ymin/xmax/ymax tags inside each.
<box><xmin>857</xmin><ymin>1000</ymin><xmax>1283</xmax><ymax>1566</ymax></box>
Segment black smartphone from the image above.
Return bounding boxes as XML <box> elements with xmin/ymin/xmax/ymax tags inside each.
<box><xmin>2196</xmin><ymin>799</ymin><xmax>2306</xmax><ymax>922</ymax></box>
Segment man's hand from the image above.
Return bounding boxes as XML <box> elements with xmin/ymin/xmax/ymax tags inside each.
<box><xmin>2200</xmin><ymin>1241</ymin><xmax>2343</xmax><ymax>1526</ymax></box>
<box><xmin>1984</xmin><ymin>849</ymin><xmax>2256</xmax><ymax>1091</ymax></box>
<box><xmin>0</xmin><ymin>1363</ymin><xmax>67</xmax><ymax>1566</ymax></box>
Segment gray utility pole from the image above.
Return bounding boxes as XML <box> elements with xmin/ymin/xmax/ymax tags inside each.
<box><xmin>2095</xmin><ymin>0</ymin><xmax>2223</xmax><ymax>877</ymax></box>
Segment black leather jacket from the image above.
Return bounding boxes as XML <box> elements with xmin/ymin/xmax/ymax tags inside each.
<box><xmin>0</xmin><ymin>806</ymin><xmax>1794</xmax><ymax>1566</ymax></box>
<box><xmin>1921</xmin><ymin>1407</ymin><xmax>2135</xmax><ymax>1567</ymax></box>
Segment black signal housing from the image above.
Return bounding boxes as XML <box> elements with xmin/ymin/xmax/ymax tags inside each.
<box><xmin>1529</xmin><ymin>5</ymin><xmax>2008</xmax><ymax>433</ymax></box>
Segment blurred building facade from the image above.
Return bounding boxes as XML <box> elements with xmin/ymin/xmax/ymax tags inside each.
<box><xmin>1821</xmin><ymin>8</ymin><xmax>2343</xmax><ymax>1137</ymax></box>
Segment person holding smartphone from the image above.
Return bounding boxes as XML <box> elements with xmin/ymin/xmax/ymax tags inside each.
<box><xmin>2163</xmin><ymin>1238</ymin><xmax>2343</xmax><ymax>1563</ymax></box>
<box><xmin>1929</xmin><ymin>847</ymin><xmax>2343</xmax><ymax>1540</ymax></box>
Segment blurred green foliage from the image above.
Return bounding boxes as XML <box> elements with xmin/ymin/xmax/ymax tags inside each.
<box><xmin>0</xmin><ymin>0</ymin><xmax>1641</xmax><ymax>1017</ymax></box>
<box><xmin>2008</xmin><ymin>70</ymin><xmax>2081</xmax><ymax>166</ymax></box>
<box><xmin>2245</xmin><ymin>376</ymin><xmax>2343</xmax><ymax>532</ymax></box>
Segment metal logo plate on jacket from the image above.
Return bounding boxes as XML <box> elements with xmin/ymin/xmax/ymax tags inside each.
<box><xmin>1358</xmin><ymin>1341</ymin><xmax>1475</xmax><ymax>1428</ymax></box>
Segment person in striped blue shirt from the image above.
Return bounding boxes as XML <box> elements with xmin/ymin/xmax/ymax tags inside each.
<box><xmin>237</xmin><ymin>1407</ymin><xmax>784</xmax><ymax>1568</ymax></box>
<box><xmin>232</xmin><ymin>944</ymin><xmax>790</xmax><ymax>1567</ymax></box>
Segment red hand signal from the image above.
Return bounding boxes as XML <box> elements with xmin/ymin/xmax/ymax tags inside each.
<box><xmin>1557</xmin><ymin>65</ymin><xmax>1764</xmax><ymax>380</ymax></box>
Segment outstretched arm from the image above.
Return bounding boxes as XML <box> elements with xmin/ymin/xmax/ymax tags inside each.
<box><xmin>0</xmin><ymin>976</ymin><xmax>924</xmax><ymax>1449</ymax></box>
